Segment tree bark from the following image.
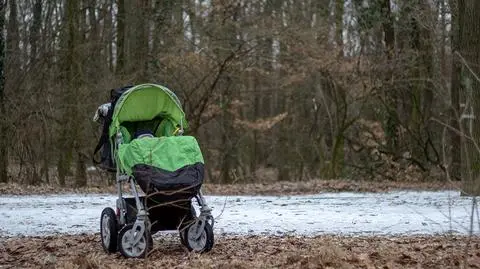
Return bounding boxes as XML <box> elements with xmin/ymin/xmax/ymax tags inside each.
<box><xmin>116</xmin><ymin>0</ymin><xmax>125</xmax><ymax>74</ymax></box>
<box><xmin>30</xmin><ymin>0</ymin><xmax>41</xmax><ymax>64</ymax></box>
<box><xmin>134</xmin><ymin>0</ymin><xmax>149</xmax><ymax>81</ymax></box>
<box><xmin>58</xmin><ymin>0</ymin><xmax>81</xmax><ymax>186</ymax></box>
<box><xmin>380</xmin><ymin>0</ymin><xmax>399</xmax><ymax>154</ymax></box>
<box><xmin>449</xmin><ymin>0</ymin><xmax>461</xmax><ymax>181</ymax></box>
<box><xmin>458</xmin><ymin>0</ymin><xmax>480</xmax><ymax>195</ymax></box>
<box><xmin>335</xmin><ymin>0</ymin><xmax>344</xmax><ymax>54</ymax></box>
<box><xmin>0</xmin><ymin>1</ymin><xmax>6</xmax><ymax>183</ymax></box>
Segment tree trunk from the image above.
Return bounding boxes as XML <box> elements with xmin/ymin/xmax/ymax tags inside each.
<box><xmin>58</xmin><ymin>0</ymin><xmax>80</xmax><ymax>186</ymax></box>
<box><xmin>75</xmin><ymin>152</ymin><xmax>87</xmax><ymax>187</ymax></box>
<box><xmin>134</xmin><ymin>0</ymin><xmax>149</xmax><ymax>81</ymax></box>
<box><xmin>0</xmin><ymin>1</ymin><xmax>6</xmax><ymax>183</ymax></box>
<box><xmin>30</xmin><ymin>0</ymin><xmax>41</xmax><ymax>64</ymax></box>
<box><xmin>380</xmin><ymin>0</ymin><xmax>399</xmax><ymax>154</ymax></box>
<box><xmin>116</xmin><ymin>0</ymin><xmax>125</xmax><ymax>74</ymax></box>
<box><xmin>104</xmin><ymin>1</ymin><xmax>114</xmax><ymax>71</ymax></box>
<box><xmin>458</xmin><ymin>0</ymin><xmax>480</xmax><ymax>195</ymax></box>
<box><xmin>335</xmin><ymin>0</ymin><xmax>344</xmax><ymax>54</ymax></box>
<box><xmin>440</xmin><ymin>0</ymin><xmax>447</xmax><ymax>77</ymax></box>
<box><xmin>449</xmin><ymin>0</ymin><xmax>461</xmax><ymax>181</ymax></box>
<box><xmin>409</xmin><ymin>0</ymin><xmax>434</xmax><ymax>166</ymax></box>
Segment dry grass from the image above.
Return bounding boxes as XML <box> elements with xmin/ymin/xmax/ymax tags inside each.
<box><xmin>0</xmin><ymin>179</ymin><xmax>460</xmax><ymax>196</ymax></box>
<box><xmin>1</xmin><ymin>234</ymin><xmax>479</xmax><ymax>268</ymax></box>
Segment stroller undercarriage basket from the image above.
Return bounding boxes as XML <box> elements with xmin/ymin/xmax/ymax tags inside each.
<box><xmin>123</xmin><ymin>196</ymin><xmax>196</xmax><ymax>234</ymax></box>
<box><xmin>130</xmin><ymin>163</ymin><xmax>204</xmax><ymax>233</ymax></box>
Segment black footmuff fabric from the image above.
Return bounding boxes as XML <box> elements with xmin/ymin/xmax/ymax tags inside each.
<box><xmin>133</xmin><ymin>162</ymin><xmax>204</xmax><ymax>199</ymax></box>
<box><xmin>130</xmin><ymin>163</ymin><xmax>204</xmax><ymax>232</ymax></box>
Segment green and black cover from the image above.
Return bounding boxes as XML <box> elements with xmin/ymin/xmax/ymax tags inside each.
<box><xmin>117</xmin><ymin>135</ymin><xmax>205</xmax><ymax>194</ymax></box>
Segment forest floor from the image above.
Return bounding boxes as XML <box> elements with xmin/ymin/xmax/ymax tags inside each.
<box><xmin>2</xmin><ymin>179</ymin><xmax>473</xmax><ymax>268</ymax></box>
<box><xmin>1</xmin><ymin>233</ymin><xmax>480</xmax><ymax>269</ymax></box>
<box><xmin>0</xmin><ymin>178</ymin><xmax>461</xmax><ymax>196</ymax></box>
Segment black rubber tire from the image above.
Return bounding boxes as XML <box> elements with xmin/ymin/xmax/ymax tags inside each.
<box><xmin>100</xmin><ymin>207</ymin><xmax>118</xmax><ymax>253</ymax></box>
<box><xmin>182</xmin><ymin>222</ymin><xmax>214</xmax><ymax>253</ymax></box>
<box><xmin>179</xmin><ymin>205</ymin><xmax>197</xmax><ymax>246</ymax></box>
<box><xmin>118</xmin><ymin>223</ymin><xmax>153</xmax><ymax>258</ymax></box>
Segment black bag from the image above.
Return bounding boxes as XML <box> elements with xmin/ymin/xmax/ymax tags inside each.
<box><xmin>92</xmin><ymin>85</ymin><xmax>133</xmax><ymax>172</ymax></box>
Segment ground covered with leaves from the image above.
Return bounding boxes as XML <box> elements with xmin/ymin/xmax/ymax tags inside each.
<box><xmin>1</xmin><ymin>233</ymin><xmax>479</xmax><ymax>269</ymax></box>
<box><xmin>0</xmin><ymin>179</ymin><xmax>460</xmax><ymax>196</ymax></box>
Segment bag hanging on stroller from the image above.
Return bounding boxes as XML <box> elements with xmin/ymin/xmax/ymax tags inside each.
<box><xmin>92</xmin><ymin>85</ymin><xmax>133</xmax><ymax>171</ymax></box>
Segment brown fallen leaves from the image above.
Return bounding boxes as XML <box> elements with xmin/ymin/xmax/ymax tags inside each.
<box><xmin>0</xmin><ymin>179</ymin><xmax>460</xmax><ymax>196</ymax></box>
<box><xmin>202</xmin><ymin>180</ymin><xmax>460</xmax><ymax>196</ymax></box>
<box><xmin>1</xmin><ymin>234</ymin><xmax>479</xmax><ymax>269</ymax></box>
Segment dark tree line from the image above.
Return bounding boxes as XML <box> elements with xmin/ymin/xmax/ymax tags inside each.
<box><xmin>0</xmin><ymin>0</ymin><xmax>478</xmax><ymax>194</ymax></box>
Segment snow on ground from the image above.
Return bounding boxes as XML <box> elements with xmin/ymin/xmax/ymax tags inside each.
<box><xmin>0</xmin><ymin>191</ymin><xmax>478</xmax><ymax>237</ymax></box>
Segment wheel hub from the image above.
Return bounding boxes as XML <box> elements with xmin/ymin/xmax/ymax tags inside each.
<box><xmin>187</xmin><ymin>225</ymin><xmax>207</xmax><ymax>251</ymax></box>
<box><xmin>121</xmin><ymin>229</ymin><xmax>146</xmax><ymax>257</ymax></box>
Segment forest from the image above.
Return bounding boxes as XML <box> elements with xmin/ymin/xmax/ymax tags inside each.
<box><xmin>0</xmin><ymin>0</ymin><xmax>479</xmax><ymax>194</ymax></box>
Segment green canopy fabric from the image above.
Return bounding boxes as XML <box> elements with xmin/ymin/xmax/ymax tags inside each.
<box><xmin>109</xmin><ymin>83</ymin><xmax>188</xmax><ymax>138</ymax></box>
<box><xmin>117</xmin><ymin>136</ymin><xmax>204</xmax><ymax>175</ymax></box>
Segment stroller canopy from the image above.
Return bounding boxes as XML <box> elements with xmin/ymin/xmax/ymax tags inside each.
<box><xmin>109</xmin><ymin>83</ymin><xmax>188</xmax><ymax>138</ymax></box>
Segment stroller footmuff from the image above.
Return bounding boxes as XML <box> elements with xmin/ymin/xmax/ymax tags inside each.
<box><xmin>95</xmin><ymin>84</ymin><xmax>214</xmax><ymax>258</ymax></box>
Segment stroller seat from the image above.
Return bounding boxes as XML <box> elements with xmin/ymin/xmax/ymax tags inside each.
<box><xmin>118</xmin><ymin>115</ymin><xmax>177</xmax><ymax>143</ymax></box>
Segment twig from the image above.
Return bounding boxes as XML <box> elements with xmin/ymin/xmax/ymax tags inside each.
<box><xmin>463</xmin><ymin>196</ymin><xmax>477</xmax><ymax>269</ymax></box>
<box><xmin>454</xmin><ymin>51</ymin><xmax>480</xmax><ymax>84</ymax></box>
<box><xmin>213</xmin><ymin>169</ymin><xmax>237</xmax><ymax>220</ymax></box>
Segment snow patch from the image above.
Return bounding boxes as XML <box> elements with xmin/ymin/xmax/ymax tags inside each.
<box><xmin>0</xmin><ymin>191</ymin><xmax>478</xmax><ymax>237</ymax></box>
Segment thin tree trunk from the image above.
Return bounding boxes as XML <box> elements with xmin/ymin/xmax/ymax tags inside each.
<box><xmin>459</xmin><ymin>0</ymin><xmax>480</xmax><ymax>195</ymax></box>
<box><xmin>0</xmin><ymin>1</ymin><xmax>6</xmax><ymax>183</ymax></box>
<box><xmin>116</xmin><ymin>0</ymin><xmax>125</xmax><ymax>74</ymax></box>
<box><xmin>335</xmin><ymin>0</ymin><xmax>344</xmax><ymax>55</ymax></box>
<box><xmin>41</xmin><ymin>117</ymin><xmax>49</xmax><ymax>184</ymax></box>
<box><xmin>6</xmin><ymin>0</ymin><xmax>18</xmax><ymax>77</ymax></box>
<box><xmin>30</xmin><ymin>0</ymin><xmax>42</xmax><ymax>64</ymax></box>
<box><xmin>440</xmin><ymin>0</ymin><xmax>447</xmax><ymax>77</ymax></box>
<box><xmin>449</xmin><ymin>0</ymin><xmax>461</xmax><ymax>181</ymax></box>
<box><xmin>3</xmin><ymin>0</ymin><xmax>19</xmax><ymax>183</ymax></box>
<box><xmin>135</xmin><ymin>0</ymin><xmax>149</xmax><ymax>81</ymax></box>
<box><xmin>104</xmin><ymin>1</ymin><xmax>113</xmax><ymax>71</ymax></box>
<box><xmin>380</xmin><ymin>0</ymin><xmax>398</xmax><ymax>154</ymax></box>
<box><xmin>58</xmin><ymin>0</ymin><xmax>80</xmax><ymax>186</ymax></box>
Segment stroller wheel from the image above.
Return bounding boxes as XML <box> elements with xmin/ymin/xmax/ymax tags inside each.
<box><xmin>100</xmin><ymin>207</ymin><xmax>118</xmax><ymax>253</ymax></box>
<box><xmin>179</xmin><ymin>204</ymin><xmax>197</xmax><ymax>246</ymax></box>
<box><xmin>118</xmin><ymin>223</ymin><xmax>153</xmax><ymax>258</ymax></box>
<box><xmin>182</xmin><ymin>222</ymin><xmax>214</xmax><ymax>253</ymax></box>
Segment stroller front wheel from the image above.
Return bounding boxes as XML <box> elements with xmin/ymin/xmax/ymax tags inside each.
<box><xmin>100</xmin><ymin>207</ymin><xmax>118</xmax><ymax>253</ymax></box>
<box><xmin>182</xmin><ymin>221</ymin><xmax>214</xmax><ymax>253</ymax></box>
<box><xmin>118</xmin><ymin>223</ymin><xmax>153</xmax><ymax>258</ymax></box>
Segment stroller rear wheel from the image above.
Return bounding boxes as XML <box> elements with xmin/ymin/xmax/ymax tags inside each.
<box><xmin>118</xmin><ymin>223</ymin><xmax>153</xmax><ymax>258</ymax></box>
<box><xmin>100</xmin><ymin>207</ymin><xmax>118</xmax><ymax>253</ymax></box>
<box><xmin>182</xmin><ymin>221</ymin><xmax>214</xmax><ymax>253</ymax></box>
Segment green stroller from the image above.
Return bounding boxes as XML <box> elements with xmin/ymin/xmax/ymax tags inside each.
<box><xmin>92</xmin><ymin>83</ymin><xmax>214</xmax><ymax>258</ymax></box>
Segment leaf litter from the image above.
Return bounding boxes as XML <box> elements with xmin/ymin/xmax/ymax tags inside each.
<box><xmin>1</xmin><ymin>234</ymin><xmax>479</xmax><ymax>269</ymax></box>
<box><xmin>0</xmin><ymin>179</ymin><xmax>459</xmax><ymax>196</ymax></box>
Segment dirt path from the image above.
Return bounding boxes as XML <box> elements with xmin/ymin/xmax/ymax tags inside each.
<box><xmin>1</xmin><ymin>234</ymin><xmax>479</xmax><ymax>268</ymax></box>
